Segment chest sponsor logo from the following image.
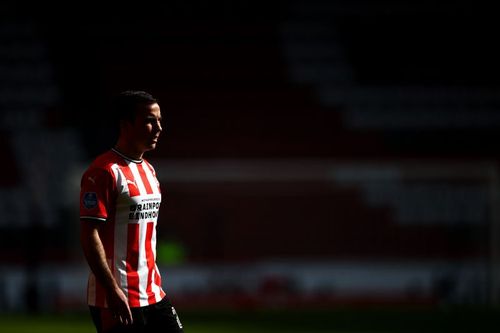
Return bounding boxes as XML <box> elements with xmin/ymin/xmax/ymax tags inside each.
<box><xmin>128</xmin><ymin>200</ymin><xmax>161</xmax><ymax>220</ymax></box>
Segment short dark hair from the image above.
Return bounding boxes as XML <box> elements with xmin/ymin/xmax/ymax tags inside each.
<box><xmin>112</xmin><ymin>90</ymin><xmax>158</xmax><ymax>123</ymax></box>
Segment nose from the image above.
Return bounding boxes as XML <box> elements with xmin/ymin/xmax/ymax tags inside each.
<box><xmin>156</xmin><ymin>120</ymin><xmax>163</xmax><ymax>132</ymax></box>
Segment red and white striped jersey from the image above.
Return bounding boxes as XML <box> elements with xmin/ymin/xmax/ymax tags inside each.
<box><xmin>80</xmin><ymin>148</ymin><xmax>166</xmax><ymax>308</ymax></box>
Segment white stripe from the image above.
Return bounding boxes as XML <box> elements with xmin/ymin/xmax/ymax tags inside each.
<box><xmin>153</xmin><ymin>216</ymin><xmax>164</xmax><ymax>301</ymax></box>
<box><xmin>149</xmin><ymin>226</ymin><xmax>162</xmax><ymax>301</ymax></box>
<box><xmin>142</xmin><ymin>162</ymin><xmax>160</xmax><ymax>194</ymax></box>
<box><xmin>80</xmin><ymin>216</ymin><xmax>106</xmax><ymax>221</ymax></box>
<box><xmin>110</xmin><ymin>164</ymin><xmax>120</xmax><ymax>189</ymax></box>
<box><xmin>115</xmin><ymin>163</ymin><xmax>134</xmax><ymax>196</ymax></box>
<box><xmin>128</xmin><ymin>162</ymin><xmax>147</xmax><ymax>195</ymax></box>
<box><xmin>138</xmin><ymin>221</ymin><xmax>149</xmax><ymax>306</ymax></box>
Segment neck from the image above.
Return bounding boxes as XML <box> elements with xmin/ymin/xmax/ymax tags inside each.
<box><xmin>114</xmin><ymin>138</ymin><xmax>144</xmax><ymax>161</ymax></box>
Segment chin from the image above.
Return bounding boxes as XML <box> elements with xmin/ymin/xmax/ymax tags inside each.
<box><xmin>141</xmin><ymin>144</ymin><xmax>156</xmax><ymax>153</ymax></box>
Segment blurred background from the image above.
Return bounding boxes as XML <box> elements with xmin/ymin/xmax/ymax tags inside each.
<box><xmin>1</xmin><ymin>0</ymin><xmax>500</xmax><ymax>331</ymax></box>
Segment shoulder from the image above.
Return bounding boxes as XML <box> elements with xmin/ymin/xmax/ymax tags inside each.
<box><xmin>81</xmin><ymin>151</ymin><xmax>119</xmax><ymax>183</ymax></box>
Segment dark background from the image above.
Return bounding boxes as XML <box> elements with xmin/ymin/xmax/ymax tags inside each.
<box><xmin>1</xmin><ymin>0</ymin><xmax>500</xmax><ymax>314</ymax></box>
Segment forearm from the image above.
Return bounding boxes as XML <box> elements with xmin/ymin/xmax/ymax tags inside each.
<box><xmin>80</xmin><ymin>220</ymin><xmax>133</xmax><ymax>323</ymax></box>
<box><xmin>80</xmin><ymin>222</ymin><xmax>119</xmax><ymax>292</ymax></box>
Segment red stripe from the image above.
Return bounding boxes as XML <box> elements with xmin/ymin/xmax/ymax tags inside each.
<box><xmin>126</xmin><ymin>223</ymin><xmax>141</xmax><ymax>307</ymax></box>
<box><xmin>138</xmin><ymin>163</ymin><xmax>153</xmax><ymax>194</ymax></box>
<box><xmin>156</xmin><ymin>268</ymin><xmax>165</xmax><ymax>298</ymax></box>
<box><xmin>144</xmin><ymin>222</ymin><xmax>156</xmax><ymax>304</ymax></box>
<box><xmin>120</xmin><ymin>165</ymin><xmax>140</xmax><ymax>197</ymax></box>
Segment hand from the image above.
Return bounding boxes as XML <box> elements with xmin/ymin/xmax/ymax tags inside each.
<box><xmin>106</xmin><ymin>286</ymin><xmax>133</xmax><ymax>325</ymax></box>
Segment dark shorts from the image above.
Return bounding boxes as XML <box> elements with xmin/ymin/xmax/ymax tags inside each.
<box><xmin>89</xmin><ymin>297</ymin><xmax>184</xmax><ymax>333</ymax></box>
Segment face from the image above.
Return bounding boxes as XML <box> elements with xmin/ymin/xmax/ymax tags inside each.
<box><xmin>122</xmin><ymin>103</ymin><xmax>163</xmax><ymax>154</ymax></box>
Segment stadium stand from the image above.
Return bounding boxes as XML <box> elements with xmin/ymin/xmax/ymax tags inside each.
<box><xmin>0</xmin><ymin>1</ymin><xmax>497</xmax><ymax>310</ymax></box>
<box><xmin>2</xmin><ymin>1</ymin><xmax>489</xmax><ymax>263</ymax></box>
<box><xmin>0</xmin><ymin>17</ymin><xmax>84</xmax><ymax>266</ymax></box>
<box><xmin>0</xmin><ymin>131</ymin><xmax>19</xmax><ymax>187</ymax></box>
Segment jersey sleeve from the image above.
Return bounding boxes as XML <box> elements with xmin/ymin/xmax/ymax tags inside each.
<box><xmin>80</xmin><ymin>167</ymin><xmax>116</xmax><ymax>222</ymax></box>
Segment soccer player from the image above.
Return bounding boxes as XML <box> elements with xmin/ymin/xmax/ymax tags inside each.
<box><xmin>79</xmin><ymin>91</ymin><xmax>183</xmax><ymax>333</ymax></box>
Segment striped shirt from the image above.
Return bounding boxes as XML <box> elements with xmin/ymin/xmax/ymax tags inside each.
<box><xmin>80</xmin><ymin>148</ymin><xmax>166</xmax><ymax>308</ymax></box>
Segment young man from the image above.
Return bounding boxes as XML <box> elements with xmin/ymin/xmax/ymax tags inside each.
<box><xmin>80</xmin><ymin>91</ymin><xmax>183</xmax><ymax>333</ymax></box>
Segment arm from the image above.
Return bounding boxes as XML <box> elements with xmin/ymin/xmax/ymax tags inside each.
<box><xmin>80</xmin><ymin>220</ymin><xmax>133</xmax><ymax>325</ymax></box>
